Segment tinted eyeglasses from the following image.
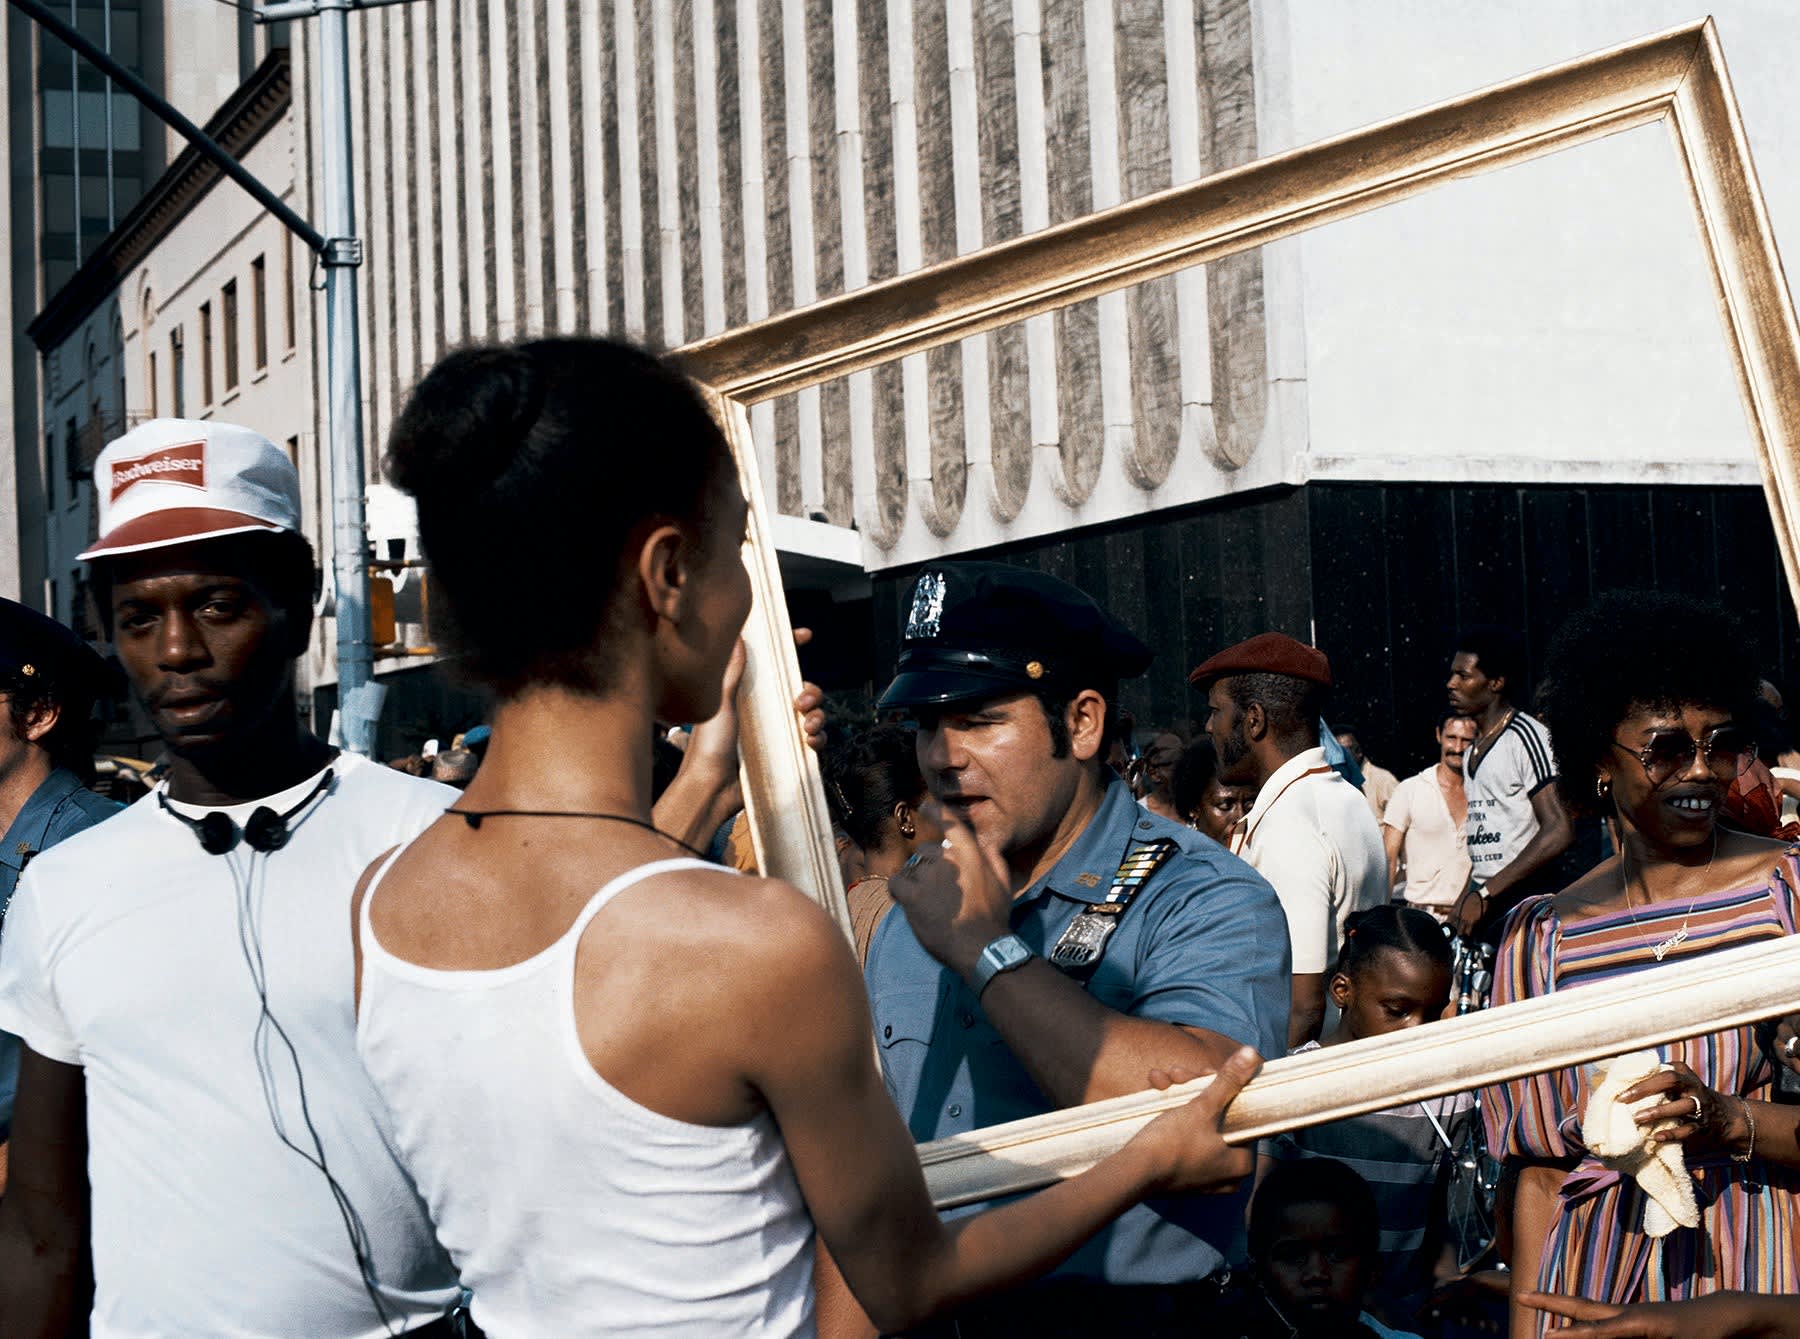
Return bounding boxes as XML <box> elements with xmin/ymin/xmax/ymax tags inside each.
<box><xmin>1608</xmin><ymin>724</ymin><xmax>1757</xmax><ymax>787</ymax></box>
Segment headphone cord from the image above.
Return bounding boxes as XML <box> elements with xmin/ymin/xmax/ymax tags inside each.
<box><xmin>233</xmin><ymin>846</ymin><xmax>400</xmax><ymax>1338</ymax></box>
<box><xmin>449</xmin><ymin>807</ymin><xmax>709</xmax><ymax>860</ymax></box>
<box><xmin>224</xmin><ymin>782</ymin><xmax>404</xmax><ymax>1339</ymax></box>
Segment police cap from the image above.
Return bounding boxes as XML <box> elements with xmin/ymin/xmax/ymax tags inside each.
<box><xmin>877</xmin><ymin>562</ymin><xmax>1152</xmax><ymax>711</ymax></box>
<box><xmin>0</xmin><ymin>597</ymin><xmax>111</xmax><ymax>709</ymax></box>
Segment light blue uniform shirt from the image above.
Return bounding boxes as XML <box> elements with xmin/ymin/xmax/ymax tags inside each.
<box><xmin>865</xmin><ymin>774</ymin><xmax>1291</xmax><ymax>1283</ymax></box>
<box><xmin>0</xmin><ymin>767</ymin><xmax>120</xmax><ymax>1135</ymax></box>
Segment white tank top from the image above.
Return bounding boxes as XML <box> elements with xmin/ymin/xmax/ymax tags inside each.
<box><xmin>357</xmin><ymin>852</ymin><xmax>816</xmax><ymax>1337</ymax></box>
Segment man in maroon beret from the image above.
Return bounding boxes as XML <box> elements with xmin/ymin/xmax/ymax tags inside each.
<box><xmin>1192</xmin><ymin>633</ymin><xmax>1388</xmax><ymax>1046</ymax></box>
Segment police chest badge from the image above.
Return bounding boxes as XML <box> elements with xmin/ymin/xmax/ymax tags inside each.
<box><xmin>905</xmin><ymin>570</ymin><xmax>947</xmax><ymax>640</ymax></box>
<box><xmin>1048</xmin><ymin>838</ymin><xmax>1178</xmax><ymax>981</ymax></box>
<box><xmin>1049</xmin><ymin>903</ymin><xmax>1126</xmax><ymax>974</ymax></box>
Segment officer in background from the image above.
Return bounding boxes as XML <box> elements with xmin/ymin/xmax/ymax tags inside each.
<box><xmin>863</xmin><ymin>562</ymin><xmax>1291</xmax><ymax>1337</ymax></box>
<box><xmin>0</xmin><ymin>598</ymin><xmax>119</xmax><ymax>1165</ymax></box>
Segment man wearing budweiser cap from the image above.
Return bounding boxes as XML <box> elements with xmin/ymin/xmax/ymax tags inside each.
<box><xmin>1192</xmin><ymin>632</ymin><xmax>1388</xmax><ymax>1047</ymax></box>
<box><xmin>0</xmin><ymin>419</ymin><xmax>469</xmax><ymax>1336</ymax></box>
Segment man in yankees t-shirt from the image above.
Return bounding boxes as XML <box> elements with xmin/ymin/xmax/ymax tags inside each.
<box><xmin>1443</xmin><ymin>625</ymin><xmax>1573</xmax><ymax>941</ymax></box>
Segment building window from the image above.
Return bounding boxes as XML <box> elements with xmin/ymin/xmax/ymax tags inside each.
<box><xmin>199</xmin><ymin>302</ymin><xmax>214</xmax><ymax>405</ymax></box>
<box><xmin>148</xmin><ymin>349</ymin><xmax>158</xmax><ymax>417</ymax></box>
<box><xmin>221</xmin><ymin>280</ymin><xmax>239</xmax><ymax>393</ymax></box>
<box><xmin>170</xmin><ymin>326</ymin><xmax>186</xmax><ymax>417</ymax></box>
<box><xmin>63</xmin><ymin>417</ymin><xmax>76</xmax><ymax>505</ymax></box>
<box><xmin>283</xmin><ymin>233</ymin><xmax>297</xmax><ymax>351</ymax></box>
<box><xmin>251</xmin><ymin>255</ymin><xmax>268</xmax><ymax>370</ymax></box>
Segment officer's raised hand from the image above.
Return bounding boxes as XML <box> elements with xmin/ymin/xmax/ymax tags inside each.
<box><xmin>888</xmin><ymin>800</ymin><xmax>1015</xmax><ymax>978</ymax></box>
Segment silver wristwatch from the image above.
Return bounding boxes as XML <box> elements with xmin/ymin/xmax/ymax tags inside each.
<box><xmin>970</xmin><ymin>933</ymin><xmax>1034</xmax><ymax>999</ymax></box>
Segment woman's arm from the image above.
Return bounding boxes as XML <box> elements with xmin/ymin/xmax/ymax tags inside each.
<box><xmin>748</xmin><ymin>891</ymin><xmax>1258</xmax><ymax>1334</ymax></box>
<box><xmin>1508</xmin><ymin>1162</ymin><xmax>1563</xmax><ymax>1339</ymax></box>
<box><xmin>1519</xmin><ymin>1290</ymin><xmax>1800</xmax><ymax>1339</ymax></box>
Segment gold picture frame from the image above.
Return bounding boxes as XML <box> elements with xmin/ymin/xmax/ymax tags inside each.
<box><xmin>672</xmin><ymin>19</ymin><xmax>1800</xmax><ymax>1205</ymax></box>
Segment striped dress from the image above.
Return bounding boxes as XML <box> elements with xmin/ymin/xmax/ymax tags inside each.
<box><xmin>1480</xmin><ymin>852</ymin><xmax>1800</xmax><ymax>1327</ymax></box>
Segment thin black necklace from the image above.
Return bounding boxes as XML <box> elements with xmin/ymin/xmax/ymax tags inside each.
<box><xmin>447</xmin><ymin>808</ymin><xmax>709</xmax><ymax>860</ymax></box>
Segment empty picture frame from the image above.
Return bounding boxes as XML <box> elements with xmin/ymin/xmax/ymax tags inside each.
<box><xmin>671</xmin><ymin>19</ymin><xmax>1800</xmax><ymax>1205</ymax></box>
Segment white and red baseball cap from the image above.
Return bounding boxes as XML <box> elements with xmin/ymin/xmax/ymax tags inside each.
<box><xmin>79</xmin><ymin>418</ymin><xmax>302</xmax><ymax>562</ymax></box>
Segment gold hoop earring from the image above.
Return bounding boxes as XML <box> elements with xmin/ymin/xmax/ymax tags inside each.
<box><xmin>1596</xmin><ymin>776</ymin><xmax>1611</xmax><ymax>800</ymax></box>
<box><xmin>897</xmin><ymin>810</ymin><xmax>916</xmax><ymax>840</ymax></box>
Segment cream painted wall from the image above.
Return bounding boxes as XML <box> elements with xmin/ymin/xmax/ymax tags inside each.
<box><xmin>1260</xmin><ymin>0</ymin><xmax>1797</xmax><ymax>488</ymax></box>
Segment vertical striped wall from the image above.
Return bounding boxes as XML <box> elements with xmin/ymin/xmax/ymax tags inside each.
<box><xmin>302</xmin><ymin>0</ymin><xmax>1274</xmax><ymax>567</ymax></box>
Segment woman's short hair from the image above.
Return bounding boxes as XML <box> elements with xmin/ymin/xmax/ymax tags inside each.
<box><xmin>1248</xmin><ymin>1157</ymin><xmax>1380</xmax><ymax>1264</ymax></box>
<box><xmin>824</xmin><ymin>725</ymin><xmax>925</xmax><ymax>852</ymax></box>
<box><xmin>1539</xmin><ymin>591</ymin><xmax>1761</xmax><ymax>818</ymax></box>
<box><xmin>385</xmin><ymin>338</ymin><xmax>732</xmax><ymax>699</ymax></box>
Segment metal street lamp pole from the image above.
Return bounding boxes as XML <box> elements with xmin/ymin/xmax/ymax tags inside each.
<box><xmin>8</xmin><ymin>0</ymin><xmax>404</xmax><ymax>754</ymax></box>
<box><xmin>297</xmin><ymin>0</ymin><xmax>376</xmax><ymax>757</ymax></box>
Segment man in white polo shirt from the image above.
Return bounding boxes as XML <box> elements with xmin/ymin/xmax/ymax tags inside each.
<box><xmin>1383</xmin><ymin>710</ymin><xmax>1478</xmax><ymax>921</ymax></box>
<box><xmin>0</xmin><ymin>421</ymin><xmax>471</xmax><ymax>1337</ymax></box>
<box><xmin>1194</xmin><ymin>633</ymin><xmax>1387</xmax><ymax>1047</ymax></box>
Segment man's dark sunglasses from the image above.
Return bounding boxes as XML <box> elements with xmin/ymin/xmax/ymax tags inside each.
<box><xmin>1608</xmin><ymin>724</ymin><xmax>1757</xmax><ymax>787</ymax></box>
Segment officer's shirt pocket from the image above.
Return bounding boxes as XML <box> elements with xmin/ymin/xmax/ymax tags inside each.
<box><xmin>870</xmin><ymin>987</ymin><xmax>941</xmax><ymax>1111</ymax></box>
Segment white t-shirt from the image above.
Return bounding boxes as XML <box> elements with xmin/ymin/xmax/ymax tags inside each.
<box><xmin>1239</xmin><ymin>747</ymin><xmax>1389</xmax><ymax>974</ymax></box>
<box><xmin>1383</xmin><ymin>766</ymin><xmax>1471</xmax><ymax>911</ymax></box>
<box><xmin>0</xmin><ymin>754</ymin><xmax>462</xmax><ymax>1338</ymax></box>
<box><xmin>1463</xmin><ymin>711</ymin><xmax>1556</xmax><ymax>883</ymax></box>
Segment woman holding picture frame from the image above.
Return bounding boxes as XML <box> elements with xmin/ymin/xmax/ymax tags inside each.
<box><xmin>1482</xmin><ymin>592</ymin><xmax>1800</xmax><ymax>1337</ymax></box>
<box><xmin>346</xmin><ymin>336</ymin><xmax>1264</xmax><ymax>1338</ymax></box>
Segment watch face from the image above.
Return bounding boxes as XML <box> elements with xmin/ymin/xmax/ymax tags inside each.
<box><xmin>994</xmin><ymin>935</ymin><xmax>1031</xmax><ymax>968</ymax></box>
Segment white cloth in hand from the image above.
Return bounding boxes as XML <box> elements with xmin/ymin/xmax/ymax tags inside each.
<box><xmin>1581</xmin><ymin>1050</ymin><xmax>1701</xmax><ymax>1238</ymax></box>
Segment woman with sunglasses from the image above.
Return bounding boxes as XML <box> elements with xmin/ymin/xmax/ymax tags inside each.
<box><xmin>1481</xmin><ymin>592</ymin><xmax>1800</xmax><ymax>1338</ymax></box>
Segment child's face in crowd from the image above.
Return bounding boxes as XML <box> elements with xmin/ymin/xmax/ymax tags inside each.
<box><xmin>1259</xmin><ymin>1200</ymin><xmax>1371</xmax><ymax>1331</ymax></box>
<box><xmin>1331</xmin><ymin>948</ymin><xmax>1451</xmax><ymax>1040</ymax></box>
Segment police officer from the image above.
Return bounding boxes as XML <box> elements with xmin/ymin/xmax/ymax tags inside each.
<box><xmin>0</xmin><ymin>597</ymin><xmax>118</xmax><ymax>1150</ymax></box>
<box><xmin>865</xmin><ymin>562</ymin><xmax>1292</xmax><ymax>1337</ymax></box>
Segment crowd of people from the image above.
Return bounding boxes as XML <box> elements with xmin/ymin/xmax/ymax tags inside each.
<box><xmin>0</xmin><ymin>335</ymin><xmax>1794</xmax><ymax>1338</ymax></box>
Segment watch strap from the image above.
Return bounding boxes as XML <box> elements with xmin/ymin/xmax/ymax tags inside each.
<box><xmin>971</xmin><ymin>933</ymin><xmax>1033</xmax><ymax>998</ymax></box>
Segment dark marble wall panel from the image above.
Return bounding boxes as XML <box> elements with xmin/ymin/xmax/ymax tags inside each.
<box><xmin>1117</xmin><ymin>0</ymin><xmax>1178</xmax><ymax>490</ymax></box>
<box><xmin>675</xmin><ymin>4</ymin><xmax>706</xmax><ymax>340</ymax></box>
<box><xmin>1584</xmin><ymin>488</ymin><xmax>1655</xmax><ymax>597</ymax></box>
<box><xmin>976</xmin><ymin>0</ymin><xmax>1030</xmax><ymax>521</ymax></box>
<box><xmin>1377</xmin><ymin>485</ymin><xmax>1463</xmax><ymax>755</ymax></box>
<box><xmin>1042</xmin><ymin>0</ymin><xmax>1101</xmax><ymax>504</ymax></box>
<box><xmin>715</xmin><ymin>0</ymin><xmax>746</xmax><ymax>330</ymax></box>
<box><xmin>867</xmin><ymin>483</ymin><xmax>1795</xmax><ymax>778</ymax></box>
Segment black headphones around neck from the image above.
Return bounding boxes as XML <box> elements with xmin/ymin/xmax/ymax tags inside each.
<box><xmin>159</xmin><ymin>769</ymin><xmax>336</xmax><ymax>855</ymax></box>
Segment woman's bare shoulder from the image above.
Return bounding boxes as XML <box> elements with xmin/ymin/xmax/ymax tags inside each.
<box><xmin>649</xmin><ymin>867</ymin><xmax>854</xmax><ymax>970</ymax></box>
